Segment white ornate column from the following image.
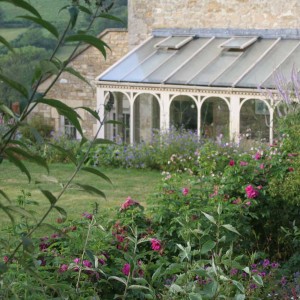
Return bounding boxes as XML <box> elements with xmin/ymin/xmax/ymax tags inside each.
<box><xmin>230</xmin><ymin>95</ymin><xmax>240</xmax><ymax>143</ymax></box>
<box><xmin>96</xmin><ymin>87</ymin><xmax>105</xmax><ymax>138</ymax></box>
<box><xmin>160</xmin><ymin>91</ymin><xmax>170</xmax><ymax>131</ymax></box>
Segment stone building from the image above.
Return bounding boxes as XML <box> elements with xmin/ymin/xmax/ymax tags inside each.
<box><xmin>96</xmin><ymin>0</ymin><xmax>300</xmax><ymax>144</ymax></box>
<box><xmin>36</xmin><ymin>28</ymin><xmax>128</xmax><ymax>138</ymax></box>
<box><xmin>37</xmin><ymin>1</ymin><xmax>300</xmax><ymax>144</ymax></box>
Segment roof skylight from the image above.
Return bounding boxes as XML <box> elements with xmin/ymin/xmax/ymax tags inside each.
<box><xmin>220</xmin><ymin>36</ymin><xmax>258</xmax><ymax>50</ymax></box>
<box><xmin>154</xmin><ymin>36</ymin><xmax>194</xmax><ymax>50</ymax></box>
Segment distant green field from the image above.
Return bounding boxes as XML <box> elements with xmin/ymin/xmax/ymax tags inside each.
<box><xmin>0</xmin><ymin>27</ymin><xmax>28</xmax><ymax>42</ymax></box>
<box><xmin>2</xmin><ymin>0</ymin><xmax>70</xmax><ymax>23</ymax></box>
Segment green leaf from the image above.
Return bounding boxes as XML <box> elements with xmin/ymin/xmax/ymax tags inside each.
<box><xmin>151</xmin><ymin>265</ymin><xmax>162</xmax><ymax>283</ymax></box>
<box><xmin>232</xmin><ymin>280</ymin><xmax>245</xmax><ymax>293</ymax></box>
<box><xmin>169</xmin><ymin>283</ymin><xmax>184</xmax><ymax>294</ymax></box>
<box><xmin>97</xmin><ymin>13</ymin><xmax>125</xmax><ymax>25</ymax></box>
<box><xmin>0</xmin><ymin>35</ymin><xmax>14</xmax><ymax>53</ymax></box>
<box><xmin>252</xmin><ymin>274</ymin><xmax>264</xmax><ymax>286</ymax></box>
<box><xmin>93</xmin><ymin>138</ymin><xmax>115</xmax><ymax>145</ymax></box>
<box><xmin>5</xmin><ymin>151</ymin><xmax>31</xmax><ymax>182</ymax></box>
<box><xmin>78</xmin><ymin>5</ymin><xmax>92</xmax><ymax>15</ymax></box>
<box><xmin>64</xmin><ymin>66</ymin><xmax>92</xmax><ymax>87</ymax></box>
<box><xmin>163</xmin><ymin>263</ymin><xmax>183</xmax><ymax>275</ymax></box>
<box><xmin>0</xmin><ymin>190</ymin><xmax>10</xmax><ymax>202</ymax></box>
<box><xmin>217</xmin><ymin>203</ymin><xmax>222</xmax><ymax>215</ymax></box>
<box><xmin>68</xmin><ymin>5</ymin><xmax>79</xmax><ymax>29</ymax></box>
<box><xmin>65</xmin><ymin>34</ymin><xmax>110</xmax><ymax>59</ymax></box>
<box><xmin>0</xmin><ymin>262</ymin><xmax>9</xmax><ymax>275</ymax></box>
<box><xmin>200</xmin><ymin>240</ymin><xmax>216</xmax><ymax>254</ymax></box>
<box><xmin>234</xmin><ymin>295</ymin><xmax>245</xmax><ymax>300</ymax></box>
<box><xmin>86</xmin><ymin>249</ymin><xmax>96</xmax><ymax>267</ymax></box>
<box><xmin>75</xmin><ymin>183</ymin><xmax>106</xmax><ymax>199</ymax></box>
<box><xmin>1</xmin><ymin>0</ymin><xmax>41</xmax><ymax>18</ymax></box>
<box><xmin>189</xmin><ymin>293</ymin><xmax>203</xmax><ymax>300</ymax></box>
<box><xmin>201</xmin><ymin>211</ymin><xmax>216</xmax><ymax>225</ymax></box>
<box><xmin>17</xmin><ymin>16</ymin><xmax>59</xmax><ymax>38</ymax></box>
<box><xmin>243</xmin><ymin>267</ymin><xmax>250</xmax><ymax>274</ymax></box>
<box><xmin>5</xmin><ymin>146</ymin><xmax>48</xmax><ymax>173</ymax></box>
<box><xmin>128</xmin><ymin>285</ymin><xmax>151</xmax><ymax>291</ymax></box>
<box><xmin>54</xmin><ymin>206</ymin><xmax>67</xmax><ymax>221</ymax></box>
<box><xmin>81</xmin><ymin>167</ymin><xmax>112</xmax><ymax>184</ymax></box>
<box><xmin>39</xmin><ymin>60</ymin><xmax>60</xmax><ymax>76</ymax></box>
<box><xmin>35</xmin><ymin>98</ymin><xmax>83</xmax><ymax>136</ymax></box>
<box><xmin>48</xmin><ymin>143</ymin><xmax>77</xmax><ymax>165</ymax></box>
<box><xmin>221</xmin><ymin>224</ymin><xmax>241</xmax><ymax>235</ymax></box>
<box><xmin>0</xmin><ymin>73</ymin><xmax>28</xmax><ymax>99</ymax></box>
<box><xmin>0</xmin><ymin>103</ymin><xmax>16</xmax><ymax>119</ymax></box>
<box><xmin>75</xmin><ymin>106</ymin><xmax>100</xmax><ymax>121</ymax></box>
<box><xmin>22</xmin><ymin>237</ymin><xmax>34</xmax><ymax>253</ymax></box>
<box><xmin>41</xmin><ymin>190</ymin><xmax>57</xmax><ymax>205</ymax></box>
<box><xmin>108</xmin><ymin>276</ymin><xmax>127</xmax><ymax>285</ymax></box>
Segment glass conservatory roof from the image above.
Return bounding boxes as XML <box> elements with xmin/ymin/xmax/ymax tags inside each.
<box><xmin>98</xmin><ymin>29</ymin><xmax>300</xmax><ymax>89</ymax></box>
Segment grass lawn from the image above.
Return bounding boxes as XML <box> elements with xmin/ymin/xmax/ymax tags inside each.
<box><xmin>0</xmin><ymin>160</ymin><xmax>161</xmax><ymax>226</ymax></box>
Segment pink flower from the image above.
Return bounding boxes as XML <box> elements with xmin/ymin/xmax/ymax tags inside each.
<box><xmin>260</xmin><ymin>163</ymin><xmax>264</xmax><ymax>169</ymax></box>
<box><xmin>83</xmin><ymin>260</ymin><xmax>92</xmax><ymax>268</ymax></box>
<box><xmin>229</xmin><ymin>159</ymin><xmax>235</xmax><ymax>166</ymax></box>
<box><xmin>82</xmin><ymin>212</ymin><xmax>93</xmax><ymax>220</ymax></box>
<box><xmin>254</xmin><ymin>152</ymin><xmax>261</xmax><ymax>160</ymax></box>
<box><xmin>150</xmin><ymin>238</ymin><xmax>162</xmax><ymax>251</ymax></box>
<box><xmin>122</xmin><ymin>263</ymin><xmax>130</xmax><ymax>276</ymax></box>
<box><xmin>59</xmin><ymin>264</ymin><xmax>68</xmax><ymax>272</ymax></box>
<box><xmin>120</xmin><ymin>196</ymin><xmax>140</xmax><ymax>211</ymax></box>
<box><xmin>245</xmin><ymin>201</ymin><xmax>251</xmax><ymax>206</ymax></box>
<box><xmin>182</xmin><ymin>187</ymin><xmax>189</xmax><ymax>196</ymax></box>
<box><xmin>73</xmin><ymin>258</ymin><xmax>80</xmax><ymax>264</ymax></box>
<box><xmin>245</xmin><ymin>185</ymin><xmax>259</xmax><ymax>199</ymax></box>
<box><xmin>240</xmin><ymin>161</ymin><xmax>248</xmax><ymax>166</ymax></box>
<box><xmin>3</xmin><ymin>256</ymin><xmax>9</xmax><ymax>263</ymax></box>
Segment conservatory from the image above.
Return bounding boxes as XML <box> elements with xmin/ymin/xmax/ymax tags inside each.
<box><xmin>96</xmin><ymin>28</ymin><xmax>300</xmax><ymax>144</ymax></box>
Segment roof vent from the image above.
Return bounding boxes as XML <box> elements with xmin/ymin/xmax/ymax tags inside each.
<box><xmin>154</xmin><ymin>35</ymin><xmax>194</xmax><ymax>50</ymax></box>
<box><xmin>220</xmin><ymin>36</ymin><xmax>258</xmax><ymax>50</ymax></box>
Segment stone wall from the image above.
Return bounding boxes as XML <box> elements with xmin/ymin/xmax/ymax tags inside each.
<box><xmin>128</xmin><ymin>0</ymin><xmax>300</xmax><ymax>48</ymax></box>
<box><xmin>35</xmin><ymin>29</ymin><xmax>128</xmax><ymax>138</ymax></box>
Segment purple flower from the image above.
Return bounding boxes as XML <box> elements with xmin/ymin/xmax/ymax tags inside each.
<box><xmin>59</xmin><ymin>264</ymin><xmax>68</xmax><ymax>272</ymax></box>
<box><xmin>82</xmin><ymin>212</ymin><xmax>93</xmax><ymax>220</ymax></box>
<box><xmin>280</xmin><ymin>276</ymin><xmax>287</xmax><ymax>286</ymax></box>
<box><xmin>83</xmin><ymin>260</ymin><xmax>92</xmax><ymax>268</ymax></box>
<box><xmin>262</xmin><ymin>259</ymin><xmax>270</xmax><ymax>268</ymax></box>
<box><xmin>230</xmin><ymin>268</ymin><xmax>238</xmax><ymax>276</ymax></box>
<box><xmin>249</xmin><ymin>283</ymin><xmax>257</xmax><ymax>289</ymax></box>
<box><xmin>122</xmin><ymin>263</ymin><xmax>130</xmax><ymax>276</ymax></box>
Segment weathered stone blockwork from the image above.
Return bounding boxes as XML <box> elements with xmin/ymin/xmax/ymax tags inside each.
<box><xmin>36</xmin><ymin>29</ymin><xmax>128</xmax><ymax>138</ymax></box>
<box><xmin>128</xmin><ymin>0</ymin><xmax>300</xmax><ymax>47</ymax></box>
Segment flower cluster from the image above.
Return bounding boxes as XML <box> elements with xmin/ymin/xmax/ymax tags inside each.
<box><xmin>120</xmin><ymin>196</ymin><xmax>140</xmax><ymax>211</ymax></box>
<box><xmin>245</xmin><ymin>184</ymin><xmax>259</xmax><ymax>199</ymax></box>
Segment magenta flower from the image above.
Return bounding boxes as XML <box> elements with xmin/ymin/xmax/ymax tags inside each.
<box><xmin>83</xmin><ymin>260</ymin><xmax>92</xmax><ymax>268</ymax></box>
<box><xmin>59</xmin><ymin>264</ymin><xmax>68</xmax><ymax>272</ymax></box>
<box><xmin>240</xmin><ymin>161</ymin><xmax>248</xmax><ymax>166</ymax></box>
<box><xmin>122</xmin><ymin>263</ymin><xmax>130</xmax><ymax>276</ymax></box>
<box><xmin>120</xmin><ymin>196</ymin><xmax>140</xmax><ymax>211</ymax></box>
<box><xmin>254</xmin><ymin>152</ymin><xmax>261</xmax><ymax>160</ymax></box>
<box><xmin>73</xmin><ymin>258</ymin><xmax>80</xmax><ymax>264</ymax></box>
<box><xmin>229</xmin><ymin>159</ymin><xmax>235</xmax><ymax>166</ymax></box>
<box><xmin>245</xmin><ymin>185</ymin><xmax>259</xmax><ymax>199</ymax></box>
<box><xmin>259</xmin><ymin>163</ymin><xmax>264</xmax><ymax>169</ymax></box>
<box><xmin>288</xmin><ymin>167</ymin><xmax>294</xmax><ymax>172</ymax></box>
<box><xmin>82</xmin><ymin>212</ymin><xmax>93</xmax><ymax>220</ymax></box>
<box><xmin>3</xmin><ymin>256</ymin><xmax>9</xmax><ymax>263</ymax></box>
<box><xmin>150</xmin><ymin>238</ymin><xmax>162</xmax><ymax>251</ymax></box>
<box><xmin>245</xmin><ymin>201</ymin><xmax>251</xmax><ymax>206</ymax></box>
<box><xmin>182</xmin><ymin>187</ymin><xmax>189</xmax><ymax>196</ymax></box>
